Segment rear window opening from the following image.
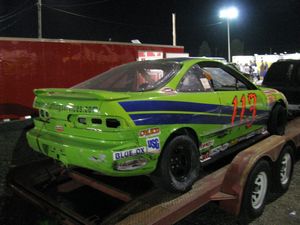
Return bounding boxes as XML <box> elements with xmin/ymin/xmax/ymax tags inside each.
<box><xmin>72</xmin><ymin>61</ymin><xmax>181</xmax><ymax>92</ymax></box>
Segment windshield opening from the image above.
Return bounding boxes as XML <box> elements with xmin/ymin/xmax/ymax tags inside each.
<box><xmin>72</xmin><ymin>61</ymin><xmax>181</xmax><ymax>92</ymax></box>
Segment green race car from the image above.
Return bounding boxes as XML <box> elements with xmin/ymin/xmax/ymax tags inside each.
<box><xmin>27</xmin><ymin>58</ymin><xmax>288</xmax><ymax>192</ymax></box>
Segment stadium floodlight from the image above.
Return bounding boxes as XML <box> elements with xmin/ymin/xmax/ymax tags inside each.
<box><xmin>219</xmin><ymin>7</ymin><xmax>239</xmax><ymax>20</ymax></box>
<box><xmin>219</xmin><ymin>7</ymin><xmax>239</xmax><ymax>62</ymax></box>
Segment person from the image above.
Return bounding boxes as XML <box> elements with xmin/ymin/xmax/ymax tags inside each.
<box><xmin>244</xmin><ymin>63</ymin><xmax>250</xmax><ymax>74</ymax></box>
<box><xmin>262</xmin><ymin>62</ymin><xmax>269</xmax><ymax>77</ymax></box>
<box><xmin>250</xmin><ymin>61</ymin><xmax>259</xmax><ymax>81</ymax></box>
<box><xmin>180</xmin><ymin>66</ymin><xmax>203</xmax><ymax>92</ymax></box>
<box><xmin>137</xmin><ymin>69</ymin><xmax>157</xmax><ymax>90</ymax></box>
<box><xmin>259</xmin><ymin>60</ymin><xmax>265</xmax><ymax>79</ymax></box>
<box><xmin>253</xmin><ymin>64</ymin><xmax>259</xmax><ymax>81</ymax></box>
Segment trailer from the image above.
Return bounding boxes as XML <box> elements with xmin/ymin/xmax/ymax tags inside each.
<box><xmin>7</xmin><ymin>117</ymin><xmax>300</xmax><ymax>225</ymax></box>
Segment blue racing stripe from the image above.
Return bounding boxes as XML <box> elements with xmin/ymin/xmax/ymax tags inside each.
<box><xmin>120</xmin><ymin>100</ymin><xmax>269</xmax><ymax>116</ymax></box>
<box><xmin>130</xmin><ymin>113</ymin><xmax>231</xmax><ymax>126</ymax></box>
<box><xmin>119</xmin><ymin>101</ymin><xmax>220</xmax><ymax>113</ymax></box>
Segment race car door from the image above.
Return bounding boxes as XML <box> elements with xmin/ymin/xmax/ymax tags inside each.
<box><xmin>199</xmin><ymin>61</ymin><xmax>268</xmax><ymax>148</ymax></box>
<box><xmin>172</xmin><ymin>64</ymin><xmax>224</xmax><ymax>161</ymax></box>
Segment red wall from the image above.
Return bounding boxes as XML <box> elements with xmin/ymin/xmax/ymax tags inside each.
<box><xmin>0</xmin><ymin>38</ymin><xmax>183</xmax><ymax>118</ymax></box>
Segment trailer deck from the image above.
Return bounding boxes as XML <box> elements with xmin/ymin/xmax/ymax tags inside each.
<box><xmin>8</xmin><ymin>118</ymin><xmax>300</xmax><ymax>225</ymax></box>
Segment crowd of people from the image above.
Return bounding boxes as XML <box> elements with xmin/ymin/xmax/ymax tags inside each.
<box><xmin>236</xmin><ymin>60</ymin><xmax>269</xmax><ymax>82</ymax></box>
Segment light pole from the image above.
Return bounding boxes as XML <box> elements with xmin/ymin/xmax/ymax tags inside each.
<box><xmin>37</xmin><ymin>0</ymin><xmax>42</xmax><ymax>38</ymax></box>
<box><xmin>219</xmin><ymin>7</ymin><xmax>238</xmax><ymax>62</ymax></box>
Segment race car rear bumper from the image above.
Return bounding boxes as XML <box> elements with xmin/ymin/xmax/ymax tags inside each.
<box><xmin>26</xmin><ymin>128</ymin><xmax>156</xmax><ymax>176</ymax></box>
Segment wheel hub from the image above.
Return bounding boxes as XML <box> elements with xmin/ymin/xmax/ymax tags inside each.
<box><xmin>170</xmin><ymin>146</ymin><xmax>191</xmax><ymax>181</ymax></box>
<box><xmin>251</xmin><ymin>171</ymin><xmax>268</xmax><ymax>209</ymax></box>
<box><xmin>280</xmin><ymin>153</ymin><xmax>292</xmax><ymax>185</ymax></box>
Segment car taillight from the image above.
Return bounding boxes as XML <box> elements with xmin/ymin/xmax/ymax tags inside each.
<box><xmin>106</xmin><ymin>118</ymin><xmax>121</xmax><ymax>128</ymax></box>
<box><xmin>78</xmin><ymin>117</ymin><xmax>87</xmax><ymax>125</ymax></box>
<box><xmin>68</xmin><ymin>115</ymin><xmax>122</xmax><ymax>129</ymax></box>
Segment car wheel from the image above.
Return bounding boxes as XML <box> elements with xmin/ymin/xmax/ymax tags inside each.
<box><xmin>273</xmin><ymin>145</ymin><xmax>294</xmax><ymax>193</ymax></box>
<box><xmin>268</xmin><ymin>104</ymin><xmax>287</xmax><ymax>135</ymax></box>
<box><xmin>151</xmin><ymin>135</ymin><xmax>200</xmax><ymax>193</ymax></box>
<box><xmin>239</xmin><ymin>160</ymin><xmax>271</xmax><ymax>222</ymax></box>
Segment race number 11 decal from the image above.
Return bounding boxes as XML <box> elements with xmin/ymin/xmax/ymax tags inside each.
<box><xmin>231</xmin><ymin>93</ymin><xmax>257</xmax><ymax>127</ymax></box>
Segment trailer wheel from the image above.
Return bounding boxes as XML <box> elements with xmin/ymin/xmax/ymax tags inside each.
<box><xmin>240</xmin><ymin>160</ymin><xmax>271</xmax><ymax>221</ymax></box>
<box><xmin>151</xmin><ymin>135</ymin><xmax>200</xmax><ymax>193</ymax></box>
<box><xmin>267</xmin><ymin>104</ymin><xmax>287</xmax><ymax>135</ymax></box>
<box><xmin>273</xmin><ymin>145</ymin><xmax>294</xmax><ymax>193</ymax></box>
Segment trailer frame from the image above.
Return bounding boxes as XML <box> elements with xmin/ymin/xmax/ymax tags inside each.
<box><xmin>8</xmin><ymin>118</ymin><xmax>300</xmax><ymax>225</ymax></box>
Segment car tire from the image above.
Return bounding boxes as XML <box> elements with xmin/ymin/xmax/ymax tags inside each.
<box><xmin>273</xmin><ymin>145</ymin><xmax>294</xmax><ymax>193</ymax></box>
<box><xmin>267</xmin><ymin>104</ymin><xmax>287</xmax><ymax>135</ymax></box>
<box><xmin>151</xmin><ymin>135</ymin><xmax>200</xmax><ymax>193</ymax></box>
<box><xmin>239</xmin><ymin>160</ymin><xmax>271</xmax><ymax>222</ymax></box>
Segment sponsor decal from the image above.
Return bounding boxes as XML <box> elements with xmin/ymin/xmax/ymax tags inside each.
<box><xmin>113</xmin><ymin>147</ymin><xmax>146</xmax><ymax>160</ymax></box>
<box><xmin>238</xmin><ymin>136</ymin><xmax>247</xmax><ymax>142</ymax></box>
<box><xmin>246</xmin><ymin>132</ymin><xmax>256</xmax><ymax>139</ymax></box>
<box><xmin>219</xmin><ymin>143</ymin><xmax>229</xmax><ymax>152</ymax></box>
<box><xmin>200</xmin><ymin>142</ymin><xmax>229</xmax><ymax>161</ymax></box>
<box><xmin>139</xmin><ymin>127</ymin><xmax>160</xmax><ymax>137</ymax></box>
<box><xmin>55</xmin><ymin>125</ymin><xmax>64</xmax><ymax>132</ymax></box>
<box><xmin>160</xmin><ymin>87</ymin><xmax>177</xmax><ymax>95</ymax></box>
<box><xmin>89</xmin><ymin>154</ymin><xmax>106</xmax><ymax>163</ymax></box>
<box><xmin>199</xmin><ymin>140</ymin><xmax>214</xmax><ymax>150</ymax></box>
<box><xmin>210</xmin><ymin>146</ymin><xmax>222</xmax><ymax>154</ymax></box>
<box><xmin>200</xmin><ymin>78</ymin><xmax>211</xmax><ymax>90</ymax></box>
<box><xmin>230</xmin><ymin>139</ymin><xmax>239</xmax><ymax>146</ymax></box>
<box><xmin>266</xmin><ymin>95</ymin><xmax>276</xmax><ymax>105</ymax></box>
<box><xmin>147</xmin><ymin>137</ymin><xmax>160</xmax><ymax>152</ymax></box>
<box><xmin>263</xmin><ymin>89</ymin><xmax>278</xmax><ymax>94</ymax></box>
<box><xmin>114</xmin><ymin>158</ymin><xmax>148</xmax><ymax>171</ymax></box>
<box><xmin>261</xmin><ymin>128</ymin><xmax>268</xmax><ymax>135</ymax></box>
<box><xmin>237</xmin><ymin>128</ymin><xmax>267</xmax><ymax>143</ymax></box>
<box><xmin>45</xmin><ymin>103</ymin><xmax>100</xmax><ymax>113</ymax></box>
<box><xmin>210</xmin><ymin>147</ymin><xmax>220</xmax><ymax>157</ymax></box>
<box><xmin>86</xmin><ymin>127</ymin><xmax>102</xmax><ymax>132</ymax></box>
<box><xmin>200</xmin><ymin>151</ymin><xmax>211</xmax><ymax>162</ymax></box>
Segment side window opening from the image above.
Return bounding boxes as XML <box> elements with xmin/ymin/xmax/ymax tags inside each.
<box><xmin>202</xmin><ymin>67</ymin><xmax>248</xmax><ymax>91</ymax></box>
<box><xmin>178</xmin><ymin>65</ymin><xmax>213</xmax><ymax>92</ymax></box>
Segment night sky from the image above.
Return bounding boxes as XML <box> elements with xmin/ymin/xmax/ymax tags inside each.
<box><xmin>0</xmin><ymin>0</ymin><xmax>299</xmax><ymax>57</ymax></box>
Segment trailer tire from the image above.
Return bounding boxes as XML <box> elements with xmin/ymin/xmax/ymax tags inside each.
<box><xmin>151</xmin><ymin>135</ymin><xmax>200</xmax><ymax>193</ymax></box>
<box><xmin>267</xmin><ymin>104</ymin><xmax>287</xmax><ymax>135</ymax></box>
<box><xmin>273</xmin><ymin>145</ymin><xmax>294</xmax><ymax>193</ymax></box>
<box><xmin>240</xmin><ymin>160</ymin><xmax>271</xmax><ymax>222</ymax></box>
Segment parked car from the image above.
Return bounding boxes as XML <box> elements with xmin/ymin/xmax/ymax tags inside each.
<box><xmin>27</xmin><ymin>58</ymin><xmax>288</xmax><ymax>192</ymax></box>
<box><xmin>262</xmin><ymin>59</ymin><xmax>300</xmax><ymax>115</ymax></box>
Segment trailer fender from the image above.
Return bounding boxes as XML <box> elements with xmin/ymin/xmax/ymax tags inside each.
<box><xmin>218</xmin><ymin>135</ymin><xmax>288</xmax><ymax>215</ymax></box>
